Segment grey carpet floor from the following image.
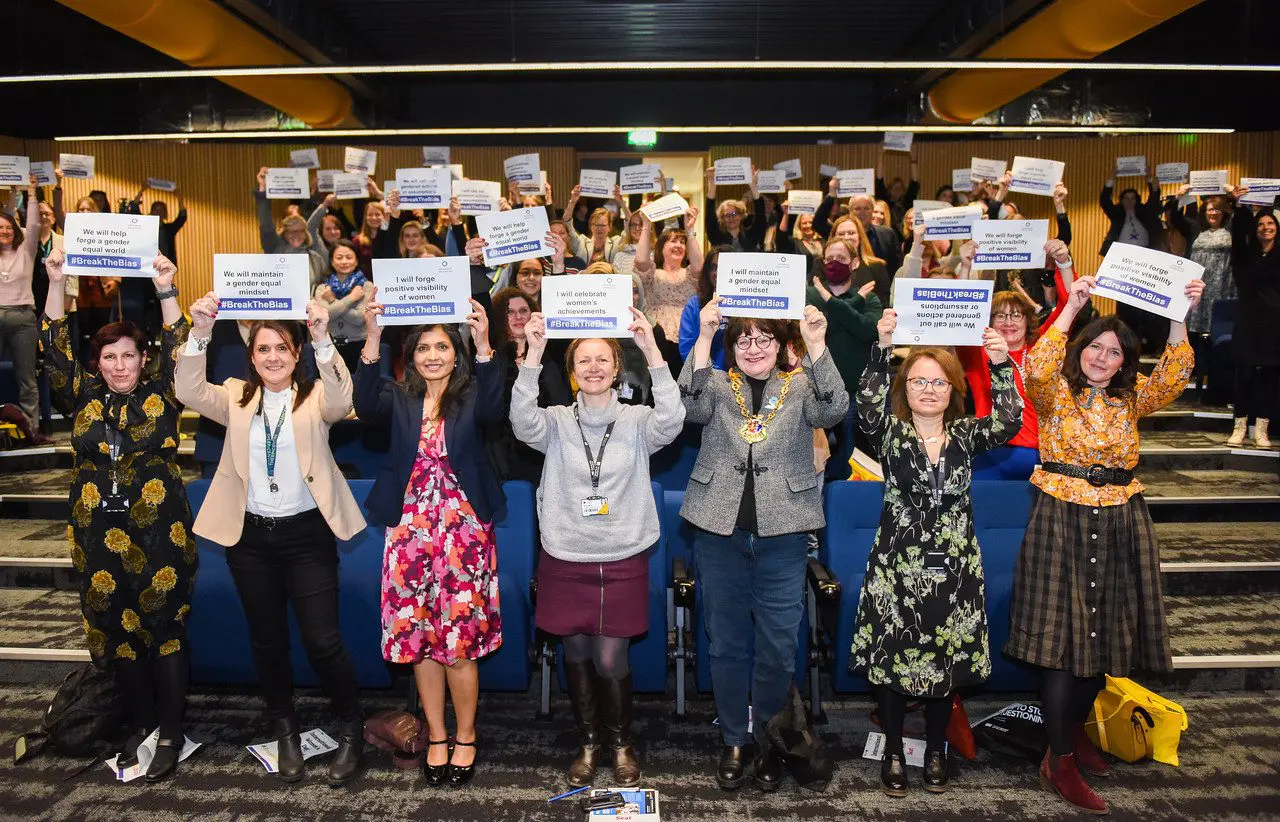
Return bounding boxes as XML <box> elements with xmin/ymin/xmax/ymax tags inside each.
<box><xmin>0</xmin><ymin>685</ymin><xmax>1278</xmax><ymax>822</ymax></box>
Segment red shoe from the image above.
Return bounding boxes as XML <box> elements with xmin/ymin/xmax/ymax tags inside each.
<box><xmin>1040</xmin><ymin>750</ymin><xmax>1109</xmax><ymax>815</ymax></box>
<box><xmin>1074</xmin><ymin>724</ymin><xmax>1112</xmax><ymax>778</ymax></box>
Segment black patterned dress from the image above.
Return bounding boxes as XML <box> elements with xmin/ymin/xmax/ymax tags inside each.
<box><xmin>848</xmin><ymin>344</ymin><xmax>1022</xmax><ymax>697</ymax></box>
<box><xmin>43</xmin><ymin>315</ymin><xmax>197</xmax><ymax>666</ymax></box>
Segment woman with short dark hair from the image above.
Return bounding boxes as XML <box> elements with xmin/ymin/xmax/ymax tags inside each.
<box><xmin>1006</xmin><ymin>274</ymin><xmax>1203</xmax><ymax>814</ymax></box>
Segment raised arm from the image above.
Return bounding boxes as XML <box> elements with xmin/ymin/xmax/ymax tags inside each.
<box><xmin>304</xmin><ymin>300</ymin><xmax>353</xmax><ymax>424</ymax></box>
<box><xmin>254</xmin><ymin>169</ymin><xmax>276</xmax><ymax>252</ymax></box>
<box><xmin>633</xmin><ymin>214</ymin><xmax>655</xmax><ymax>275</ymax></box>
<box><xmin>679</xmin><ymin>296</ymin><xmax>724</xmax><ymax>425</ymax></box>
<box><xmin>684</xmin><ymin>205</ymin><xmax>704</xmax><ymax>276</ymax></box>
<box><xmin>508</xmin><ymin>312</ymin><xmax>556</xmax><ymax>453</ymax></box>
<box><xmin>798</xmin><ymin>306</ymin><xmax>848</xmax><ymax>429</ymax></box>
<box><xmin>37</xmin><ymin>250</ymin><xmax>83</xmax><ymax>409</ymax></box>
<box><xmin>307</xmin><ymin>196</ymin><xmax>334</xmax><ymax>246</ymax></box>
<box><xmin>857</xmin><ymin>312</ymin><xmax>897</xmax><ymax>454</ymax></box>
<box><xmin>175</xmin><ymin>292</ymin><xmax>232</xmax><ymax>426</ymax></box>
<box><xmin>958</xmin><ymin>329</ymin><xmax>1022</xmax><ymax>454</ymax></box>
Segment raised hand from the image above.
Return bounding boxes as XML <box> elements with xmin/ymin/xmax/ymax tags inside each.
<box><xmin>1052</xmin><ymin>182</ymin><xmax>1069</xmax><ymax>207</ymax></box>
<box><xmin>306</xmin><ymin>299</ymin><xmax>331</xmax><ymax>341</ymax></box>
<box><xmin>524</xmin><ymin>312</ymin><xmax>548</xmax><ymax>356</ymax></box>
<box><xmin>466</xmin><ymin>298</ymin><xmax>491</xmax><ymax>356</ymax></box>
<box><xmin>546</xmin><ymin>230</ymin><xmax>566</xmax><ymax>261</ymax></box>
<box><xmin>256</xmin><ymin>167</ymin><xmax>268</xmax><ymax>192</ymax></box>
<box><xmin>152</xmin><ymin>253</ymin><xmax>177</xmax><ymax>292</ymax></box>
<box><xmin>45</xmin><ymin>249</ymin><xmax>66</xmax><ymax>284</ymax></box>
<box><xmin>698</xmin><ymin>295</ymin><xmax>723</xmax><ymax>340</ymax></box>
<box><xmin>982</xmin><ymin>327</ymin><xmax>1009</xmax><ymax>365</ymax></box>
<box><xmin>876</xmin><ymin>308</ymin><xmax>897</xmax><ymax>347</ymax></box>
<box><xmin>465</xmin><ymin>235</ymin><xmax>488</xmax><ymax>266</ymax></box>
<box><xmin>627</xmin><ymin>306</ymin><xmax>662</xmax><ymax>365</ymax></box>
<box><xmin>362</xmin><ymin>284</ymin><xmax>383</xmax><ymax>339</ymax></box>
<box><xmin>799</xmin><ymin>304</ymin><xmax>828</xmax><ymax>352</ymax></box>
<box><xmin>1043</xmin><ymin>239</ymin><xmax>1070</xmax><ymax>265</ymax></box>
<box><xmin>189</xmin><ymin>292</ymin><xmax>220</xmax><ymax>336</ymax></box>
<box><xmin>1067</xmin><ymin>275</ymin><xmax>1096</xmax><ymax>312</ymax></box>
<box><xmin>1185</xmin><ymin>277</ymin><xmax>1206</xmax><ymax>310</ymax></box>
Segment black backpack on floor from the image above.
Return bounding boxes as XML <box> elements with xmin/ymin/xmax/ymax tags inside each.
<box><xmin>14</xmin><ymin>664</ymin><xmax>123</xmax><ymax>765</ymax></box>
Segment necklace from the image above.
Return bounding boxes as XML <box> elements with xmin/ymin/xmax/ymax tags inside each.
<box><xmin>729</xmin><ymin>368</ymin><xmax>794</xmax><ymax>444</ymax></box>
<box><xmin>913</xmin><ymin>420</ymin><xmax>945</xmax><ymax>444</ymax></box>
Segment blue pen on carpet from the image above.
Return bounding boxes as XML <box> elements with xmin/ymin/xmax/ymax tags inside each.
<box><xmin>548</xmin><ymin>785</ymin><xmax>591</xmax><ymax>802</ymax></box>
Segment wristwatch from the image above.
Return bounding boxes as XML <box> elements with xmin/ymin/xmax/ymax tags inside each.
<box><xmin>155</xmin><ymin>286</ymin><xmax>179</xmax><ymax>300</ymax></box>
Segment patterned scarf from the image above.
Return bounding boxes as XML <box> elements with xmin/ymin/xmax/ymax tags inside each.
<box><xmin>327</xmin><ymin>269</ymin><xmax>367</xmax><ymax>298</ymax></box>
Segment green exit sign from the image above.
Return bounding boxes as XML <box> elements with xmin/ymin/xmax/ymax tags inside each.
<box><xmin>628</xmin><ymin>129</ymin><xmax>658</xmax><ymax>147</ymax></box>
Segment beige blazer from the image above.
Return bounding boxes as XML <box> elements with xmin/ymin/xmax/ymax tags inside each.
<box><xmin>174</xmin><ymin>346</ymin><xmax>366</xmax><ymax>547</ymax></box>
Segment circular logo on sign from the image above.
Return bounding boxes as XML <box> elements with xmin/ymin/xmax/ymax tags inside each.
<box><xmin>441</xmin><ymin>259</ymin><xmax>450</xmax><ymax>268</ymax></box>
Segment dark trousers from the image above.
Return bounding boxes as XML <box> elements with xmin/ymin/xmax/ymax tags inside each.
<box><xmin>226</xmin><ymin>509</ymin><xmax>361</xmax><ymax>722</ymax></box>
<box><xmin>1233</xmin><ymin>364</ymin><xmax>1279</xmax><ymax>421</ymax></box>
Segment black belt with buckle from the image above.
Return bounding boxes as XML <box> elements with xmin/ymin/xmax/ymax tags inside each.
<box><xmin>1041</xmin><ymin>462</ymin><xmax>1134</xmax><ymax>488</ymax></box>
<box><xmin>244</xmin><ymin>509</ymin><xmax>322</xmax><ymax>530</ymax></box>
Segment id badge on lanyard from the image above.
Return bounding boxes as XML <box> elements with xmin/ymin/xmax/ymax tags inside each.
<box><xmin>575</xmin><ymin>407</ymin><xmax>614</xmax><ymax>518</ymax></box>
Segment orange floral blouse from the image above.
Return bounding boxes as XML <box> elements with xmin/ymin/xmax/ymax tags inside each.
<box><xmin>1024</xmin><ymin>325</ymin><xmax>1194</xmax><ymax>507</ymax></box>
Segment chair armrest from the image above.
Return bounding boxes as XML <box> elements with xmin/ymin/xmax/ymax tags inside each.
<box><xmin>806</xmin><ymin>557</ymin><xmax>841</xmax><ymax>606</ymax></box>
<box><xmin>672</xmin><ymin>557</ymin><xmax>696</xmax><ymax>608</ymax></box>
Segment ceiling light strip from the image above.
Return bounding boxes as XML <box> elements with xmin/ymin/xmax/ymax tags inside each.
<box><xmin>7</xmin><ymin>60</ymin><xmax>1280</xmax><ymax>84</ymax></box>
<box><xmin>53</xmin><ymin>125</ymin><xmax>1235</xmax><ymax>142</ymax></box>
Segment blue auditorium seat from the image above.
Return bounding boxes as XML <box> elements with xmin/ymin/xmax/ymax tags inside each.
<box><xmin>481</xmin><ymin>480</ymin><xmax>537</xmax><ymax>691</ymax></box>
<box><xmin>970</xmin><ymin>481</ymin><xmax>1040</xmax><ymax>691</ymax></box>
<box><xmin>650</xmin><ymin>425</ymin><xmax>701</xmax><ymax>494</ymax></box>
<box><xmin>817</xmin><ymin>481</ymin><xmax>883</xmax><ymax>693</ymax></box>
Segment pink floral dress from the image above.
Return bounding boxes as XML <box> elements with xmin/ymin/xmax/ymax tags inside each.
<box><xmin>380</xmin><ymin>415</ymin><xmax>502</xmax><ymax>665</ymax></box>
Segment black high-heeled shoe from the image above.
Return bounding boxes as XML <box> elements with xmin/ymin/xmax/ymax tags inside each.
<box><xmin>144</xmin><ymin>739</ymin><xmax>182</xmax><ymax>783</ymax></box>
<box><xmin>117</xmin><ymin>727</ymin><xmax>150</xmax><ymax>771</ymax></box>
<box><xmin>422</xmin><ymin>739</ymin><xmax>451</xmax><ymax>787</ymax></box>
<box><xmin>881</xmin><ymin>752</ymin><xmax>909</xmax><ymax>798</ymax></box>
<box><xmin>446</xmin><ymin>739</ymin><xmax>477</xmax><ymax>787</ymax></box>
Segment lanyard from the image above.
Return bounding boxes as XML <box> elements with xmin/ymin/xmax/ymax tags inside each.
<box><xmin>572</xmin><ymin>406</ymin><xmax>614</xmax><ymax>493</ymax></box>
<box><xmin>926</xmin><ymin>453</ymin><xmax>946</xmax><ymax>506</ymax></box>
<box><xmin>104</xmin><ymin>411</ymin><xmax>123</xmax><ymax>494</ymax></box>
<box><xmin>260</xmin><ymin>397</ymin><xmax>289</xmax><ymax>492</ymax></box>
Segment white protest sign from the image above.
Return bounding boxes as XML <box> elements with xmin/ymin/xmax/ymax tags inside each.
<box><xmin>64</xmin><ymin>213</ymin><xmax>159</xmax><ymax>278</ymax></box>
<box><xmin>58</xmin><ymin>154</ymin><xmax>95</xmax><ymax>179</ymax></box>
<box><xmin>717</xmin><ymin>253</ymin><xmax>807</xmax><ymax>321</ymax></box>
<box><xmin>290</xmin><ymin>149</ymin><xmax>319</xmax><ymax>169</ymax></box>
<box><xmin>372</xmin><ymin>256</ymin><xmax>472</xmax><ymax>325</ymax></box>
<box><xmin>714</xmin><ymin>157</ymin><xmax>752</xmax><ymax>186</ymax></box>
<box><xmin>1188</xmin><ymin>170</ymin><xmax>1228</xmax><ymax>196</ymax></box>
<box><xmin>1239</xmin><ymin>178</ymin><xmax>1280</xmax><ymax>207</ymax></box>
<box><xmin>579</xmin><ymin>169</ymin><xmax>617</xmax><ymax>199</ymax></box>
<box><xmin>382</xmin><ymin>179</ymin><xmax>398</xmax><ymax>197</ymax></box>
<box><xmin>922</xmin><ymin>204</ymin><xmax>985</xmax><ymax>240</ymax></box>
<box><xmin>786</xmin><ymin>190</ymin><xmax>823</xmax><ymax>215</ymax></box>
<box><xmin>503</xmin><ymin>153</ymin><xmax>540</xmax><ymax>186</ymax></box>
<box><xmin>264</xmin><ymin>168</ymin><xmax>309</xmax><ymax>200</ymax></box>
<box><xmin>146</xmin><ymin>177</ymin><xmax>177</xmax><ymax>192</ymax></box>
<box><xmin>247</xmin><ymin>729</ymin><xmax>337</xmax><ymax>774</ymax></box>
<box><xmin>422</xmin><ymin>146</ymin><xmax>450</xmax><ymax>166</ymax></box>
<box><xmin>970</xmin><ymin>158</ymin><xmax>1006</xmax><ymax>183</ymax></box>
<box><xmin>819</xmin><ymin>164</ymin><xmax>840</xmax><ymax>178</ymax></box>
<box><xmin>333</xmin><ymin>172</ymin><xmax>368</xmax><ymax>199</ymax></box>
<box><xmin>638</xmin><ymin>193</ymin><xmax>689</xmax><ymax>223</ymax></box>
<box><xmin>912</xmin><ymin>199</ymin><xmax>951</xmax><ymax>226</ymax></box>
<box><xmin>542</xmin><ymin>274</ymin><xmax>633</xmax><ymax>339</ymax></box>
<box><xmin>756</xmin><ymin>170</ymin><xmax>787</xmax><ymax>194</ymax></box>
<box><xmin>444</xmin><ymin>163</ymin><xmax>465</xmax><ymax>181</ymax></box>
<box><xmin>773</xmin><ymin>159</ymin><xmax>802</xmax><ymax>180</ymax></box>
<box><xmin>1092</xmin><ymin>243</ymin><xmax>1204</xmax><ymax>322</ymax></box>
<box><xmin>1156</xmin><ymin>162</ymin><xmax>1189</xmax><ymax>185</ymax></box>
<box><xmin>1115</xmin><ymin>156</ymin><xmax>1147</xmax><ymax>177</ymax></box>
<box><xmin>317</xmin><ymin>169</ymin><xmax>337</xmax><ymax>193</ymax></box>
<box><xmin>1007</xmin><ymin>156</ymin><xmax>1065</xmax><ymax>197</ymax></box>
<box><xmin>0</xmin><ymin>156</ymin><xmax>30</xmax><ymax>186</ymax></box>
<box><xmin>952</xmin><ymin>168</ymin><xmax>974</xmax><ymax>191</ymax></box>
<box><xmin>343</xmin><ymin>147</ymin><xmax>377</xmax><ymax>175</ymax></box>
<box><xmin>396</xmin><ymin>167</ymin><xmax>451</xmax><ymax>208</ymax></box>
<box><xmin>891</xmin><ymin>278</ymin><xmax>994</xmax><ymax>346</ymax></box>
<box><xmin>836</xmin><ymin>169</ymin><xmax>875</xmax><ymax>198</ymax></box>
<box><xmin>883</xmin><ymin>132</ymin><xmax>914</xmax><ymax>152</ymax></box>
<box><xmin>619</xmin><ymin>164</ymin><xmax>662</xmax><ymax>194</ymax></box>
<box><xmin>213</xmin><ymin>254</ymin><xmax>311</xmax><ymax>320</ymax></box>
<box><xmin>452</xmin><ymin>179</ymin><xmax>501</xmax><ymax>215</ymax></box>
<box><xmin>971</xmin><ymin>219</ymin><xmax>1050</xmax><ymax>270</ymax></box>
<box><xmin>519</xmin><ymin>169</ymin><xmax>548</xmax><ymax>197</ymax></box>
<box><xmin>475</xmin><ymin>206</ymin><xmax>551</xmax><ymax>266</ymax></box>
<box><xmin>31</xmin><ymin>161</ymin><xmax>55</xmax><ymax>186</ymax></box>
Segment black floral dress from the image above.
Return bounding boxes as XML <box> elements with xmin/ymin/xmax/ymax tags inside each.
<box><xmin>43</xmin><ymin>315</ymin><xmax>197</xmax><ymax>666</ymax></box>
<box><xmin>848</xmin><ymin>344</ymin><xmax>1022</xmax><ymax>697</ymax></box>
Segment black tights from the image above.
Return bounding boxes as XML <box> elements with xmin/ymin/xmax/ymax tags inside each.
<box><xmin>561</xmin><ymin>634</ymin><xmax>630</xmax><ymax>680</ymax></box>
<box><xmin>1233</xmin><ymin>365</ymin><xmax>1280</xmax><ymax>421</ymax></box>
<box><xmin>114</xmin><ymin>649</ymin><xmax>190</xmax><ymax>742</ymax></box>
<box><xmin>875</xmin><ymin>685</ymin><xmax>954</xmax><ymax>755</ymax></box>
<box><xmin>1041</xmin><ymin>669</ymin><xmax>1105</xmax><ymax>756</ymax></box>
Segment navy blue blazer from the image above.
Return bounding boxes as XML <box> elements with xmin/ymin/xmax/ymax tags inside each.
<box><xmin>354</xmin><ymin>358</ymin><xmax>507</xmax><ymax>527</ymax></box>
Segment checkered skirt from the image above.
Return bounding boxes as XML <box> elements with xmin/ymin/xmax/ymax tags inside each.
<box><xmin>1004</xmin><ymin>489</ymin><xmax>1172</xmax><ymax>677</ymax></box>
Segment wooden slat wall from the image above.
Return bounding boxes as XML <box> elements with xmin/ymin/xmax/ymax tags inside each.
<box><xmin>9</xmin><ymin>139</ymin><xmax>577</xmax><ymax>301</ymax></box>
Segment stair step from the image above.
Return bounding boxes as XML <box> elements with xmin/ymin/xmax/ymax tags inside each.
<box><xmin>1166</xmin><ymin>593</ymin><xmax>1280</xmax><ymax>661</ymax></box>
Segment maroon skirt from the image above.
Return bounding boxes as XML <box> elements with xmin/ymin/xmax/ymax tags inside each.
<box><xmin>535</xmin><ymin>549</ymin><xmax>649</xmax><ymax>637</ymax></box>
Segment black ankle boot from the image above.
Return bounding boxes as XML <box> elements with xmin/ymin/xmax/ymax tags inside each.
<box><xmin>271</xmin><ymin>716</ymin><xmax>304</xmax><ymax>783</ymax></box>
<box><xmin>716</xmin><ymin>745</ymin><xmax>747</xmax><ymax>790</ymax></box>
<box><xmin>564</xmin><ymin>660</ymin><xmax>602</xmax><ymax>788</ymax></box>
<box><xmin>117</xmin><ymin>727</ymin><xmax>150</xmax><ymax>771</ymax></box>
<box><xmin>881</xmin><ymin>752</ymin><xmax>909</xmax><ymax>797</ymax></box>
<box><xmin>327</xmin><ymin>716</ymin><xmax>365</xmax><ymax>787</ymax></box>
<box><xmin>752</xmin><ymin>745</ymin><xmax>783</xmax><ymax>792</ymax></box>
<box><xmin>598</xmin><ymin>673</ymin><xmax>640</xmax><ymax>787</ymax></box>
<box><xmin>144</xmin><ymin>738</ymin><xmax>182</xmax><ymax>783</ymax></box>
<box><xmin>923</xmin><ymin>746</ymin><xmax>950</xmax><ymax>793</ymax></box>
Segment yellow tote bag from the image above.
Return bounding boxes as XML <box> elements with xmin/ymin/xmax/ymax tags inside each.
<box><xmin>1085</xmin><ymin>675</ymin><xmax>1188</xmax><ymax>767</ymax></box>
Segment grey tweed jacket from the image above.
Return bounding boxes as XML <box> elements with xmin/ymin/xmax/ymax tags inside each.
<box><xmin>678</xmin><ymin>349</ymin><xmax>849</xmax><ymax>537</ymax></box>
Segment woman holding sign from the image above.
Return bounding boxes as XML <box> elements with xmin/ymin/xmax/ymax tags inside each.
<box><xmin>851</xmin><ymin>311</ymin><xmax>1020</xmax><ymax>796</ymax></box>
<box><xmin>1224</xmin><ymin>199</ymin><xmax>1276</xmax><ymax>448</ymax></box>
<box><xmin>177</xmin><ymin>295</ymin><xmax>368</xmax><ymax>786</ymax></box>
<box><xmin>41</xmin><ymin>248</ymin><xmax>197</xmax><ymax>782</ymax></box>
<box><xmin>634</xmin><ymin>208</ymin><xmax>703</xmax><ymax>336</ymax></box>
<box><xmin>356</xmin><ymin>289</ymin><xmax>505</xmax><ymax>788</ymax></box>
<box><xmin>512</xmin><ymin>307</ymin><xmax>684</xmax><ymax>788</ymax></box>
<box><xmin>0</xmin><ymin>179</ymin><xmax>46</xmax><ymax>442</ymax></box>
<box><xmin>1005</xmin><ymin>275</ymin><xmax>1201</xmax><ymax>814</ymax></box>
<box><xmin>254</xmin><ymin>168</ymin><xmax>327</xmax><ymax>286</ymax></box>
<box><xmin>314</xmin><ymin>239</ymin><xmax>370</xmax><ymax>372</ymax></box>
<box><xmin>680</xmin><ymin>300</ymin><xmax>848</xmax><ymax>791</ymax></box>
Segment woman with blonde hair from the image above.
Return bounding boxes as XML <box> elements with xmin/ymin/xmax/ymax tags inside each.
<box><xmin>254</xmin><ymin>168</ymin><xmax>327</xmax><ymax>285</ymax></box>
<box><xmin>852</xmin><ymin>310</ymin><xmax>1020</xmax><ymax>796</ymax></box>
<box><xmin>704</xmin><ymin>167</ymin><xmax>767</xmax><ymax>252</ymax></box>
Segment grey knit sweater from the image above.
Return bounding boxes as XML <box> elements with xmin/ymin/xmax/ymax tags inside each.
<box><xmin>511</xmin><ymin>363</ymin><xmax>685</xmax><ymax>563</ymax></box>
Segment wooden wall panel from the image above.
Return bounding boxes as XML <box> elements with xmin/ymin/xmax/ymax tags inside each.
<box><xmin>10</xmin><ymin>139</ymin><xmax>577</xmax><ymax>301</ymax></box>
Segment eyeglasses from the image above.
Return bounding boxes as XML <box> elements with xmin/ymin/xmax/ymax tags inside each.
<box><xmin>734</xmin><ymin>334</ymin><xmax>775</xmax><ymax>351</ymax></box>
<box><xmin>906</xmin><ymin>378</ymin><xmax>952</xmax><ymax>392</ymax></box>
<box><xmin>992</xmin><ymin>311</ymin><xmax>1025</xmax><ymax>322</ymax></box>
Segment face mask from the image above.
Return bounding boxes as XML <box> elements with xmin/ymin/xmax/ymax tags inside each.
<box><xmin>824</xmin><ymin>259</ymin><xmax>852</xmax><ymax>285</ymax></box>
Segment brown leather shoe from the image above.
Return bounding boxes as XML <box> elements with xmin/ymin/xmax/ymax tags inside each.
<box><xmin>1040</xmin><ymin>750</ymin><xmax>1109</xmax><ymax>815</ymax></box>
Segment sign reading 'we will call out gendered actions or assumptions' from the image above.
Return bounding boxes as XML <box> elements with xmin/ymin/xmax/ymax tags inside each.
<box><xmin>892</xmin><ymin>278</ymin><xmax>995</xmax><ymax>347</ymax></box>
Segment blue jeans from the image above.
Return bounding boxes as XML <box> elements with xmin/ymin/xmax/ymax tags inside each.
<box><xmin>695</xmin><ymin>527</ymin><xmax>808</xmax><ymax>747</ymax></box>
